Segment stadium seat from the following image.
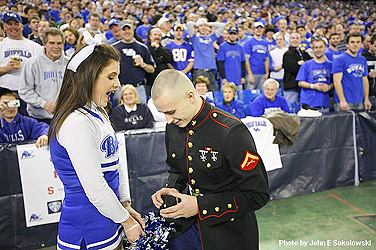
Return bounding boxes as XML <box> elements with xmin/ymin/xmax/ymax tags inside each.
<box><xmin>288</xmin><ymin>102</ymin><xmax>301</xmax><ymax>114</ymax></box>
<box><xmin>237</xmin><ymin>89</ymin><xmax>261</xmax><ymax>105</ymax></box>
<box><xmin>213</xmin><ymin>91</ymin><xmax>224</xmax><ymax>104</ymax></box>
<box><xmin>277</xmin><ymin>88</ymin><xmax>284</xmax><ymax>96</ymax></box>
<box><xmin>244</xmin><ymin>103</ymin><xmax>253</xmax><ymax>116</ymax></box>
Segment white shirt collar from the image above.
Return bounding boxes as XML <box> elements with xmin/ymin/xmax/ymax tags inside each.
<box><xmin>124</xmin><ymin>104</ymin><xmax>137</xmax><ymax>113</ymax></box>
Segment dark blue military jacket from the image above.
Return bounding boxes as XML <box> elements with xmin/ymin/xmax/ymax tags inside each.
<box><xmin>165</xmin><ymin>99</ymin><xmax>269</xmax><ymax>250</ymax></box>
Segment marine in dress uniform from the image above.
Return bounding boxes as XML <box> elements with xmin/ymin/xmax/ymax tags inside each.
<box><xmin>165</xmin><ymin>98</ymin><xmax>269</xmax><ymax>250</ymax></box>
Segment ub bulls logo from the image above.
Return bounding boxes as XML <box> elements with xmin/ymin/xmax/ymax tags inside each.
<box><xmin>47</xmin><ymin>200</ymin><xmax>62</xmax><ymax>214</ymax></box>
<box><xmin>100</xmin><ymin>135</ymin><xmax>118</xmax><ymax>158</ymax></box>
<box><xmin>240</xmin><ymin>150</ymin><xmax>259</xmax><ymax>171</ymax></box>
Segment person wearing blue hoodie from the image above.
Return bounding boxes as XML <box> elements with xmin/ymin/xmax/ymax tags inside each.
<box><xmin>216</xmin><ymin>82</ymin><xmax>246</xmax><ymax>118</ymax></box>
<box><xmin>0</xmin><ymin>88</ymin><xmax>48</xmax><ymax>147</ymax></box>
<box><xmin>19</xmin><ymin>27</ymin><xmax>69</xmax><ymax>124</ymax></box>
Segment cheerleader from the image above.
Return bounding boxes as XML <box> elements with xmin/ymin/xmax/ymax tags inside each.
<box><xmin>49</xmin><ymin>32</ymin><xmax>144</xmax><ymax>250</ymax></box>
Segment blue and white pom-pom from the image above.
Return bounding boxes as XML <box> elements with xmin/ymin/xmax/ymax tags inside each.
<box><xmin>124</xmin><ymin>211</ymin><xmax>176</xmax><ymax>250</ymax></box>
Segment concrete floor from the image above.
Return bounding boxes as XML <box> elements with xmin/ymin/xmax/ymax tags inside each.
<box><xmin>38</xmin><ymin>180</ymin><xmax>376</xmax><ymax>250</ymax></box>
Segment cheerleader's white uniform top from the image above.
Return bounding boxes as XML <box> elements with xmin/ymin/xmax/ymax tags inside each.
<box><xmin>50</xmin><ymin>102</ymin><xmax>130</xmax><ymax>250</ymax></box>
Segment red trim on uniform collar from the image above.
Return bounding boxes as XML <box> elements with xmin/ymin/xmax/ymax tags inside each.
<box><xmin>191</xmin><ymin>98</ymin><xmax>206</xmax><ymax>121</ymax></box>
<box><xmin>186</xmin><ymin>98</ymin><xmax>213</xmax><ymax>129</ymax></box>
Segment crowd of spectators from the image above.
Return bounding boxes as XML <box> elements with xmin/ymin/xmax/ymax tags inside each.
<box><xmin>1</xmin><ymin>0</ymin><xmax>376</xmax><ymax>144</ymax></box>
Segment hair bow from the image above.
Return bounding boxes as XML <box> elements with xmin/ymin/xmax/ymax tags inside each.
<box><xmin>67</xmin><ymin>31</ymin><xmax>103</xmax><ymax>72</ymax></box>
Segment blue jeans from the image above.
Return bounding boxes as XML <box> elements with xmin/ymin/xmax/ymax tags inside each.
<box><xmin>284</xmin><ymin>89</ymin><xmax>300</xmax><ymax>103</ymax></box>
<box><xmin>333</xmin><ymin>103</ymin><xmax>364</xmax><ymax>111</ymax></box>
<box><xmin>253</xmin><ymin>74</ymin><xmax>265</xmax><ymax>90</ymax></box>
<box><xmin>169</xmin><ymin>222</ymin><xmax>202</xmax><ymax>250</ymax></box>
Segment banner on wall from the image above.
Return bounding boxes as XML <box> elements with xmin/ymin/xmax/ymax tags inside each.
<box><xmin>17</xmin><ymin>133</ymin><xmax>129</xmax><ymax>227</ymax></box>
<box><xmin>241</xmin><ymin>116</ymin><xmax>283</xmax><ymax>171</ymax></box>
<box><xmin>17</xmin><ymin>144</ymin><xmax>64</xmax><ymax>227</ymax></box>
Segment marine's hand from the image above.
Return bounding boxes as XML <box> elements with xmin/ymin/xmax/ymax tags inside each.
<box><xmin>160</xmin><ymin>193</ymin><xmax>198</xmax><ymax>219</ymax></box>
<box><xmin>151</xmin><ymin>187</ymin><xmax>179</xmax><ymax>209</ymax></box>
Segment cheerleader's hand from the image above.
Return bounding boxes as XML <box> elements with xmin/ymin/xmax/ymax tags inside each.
<box><xmin>122</xmin><ymin>216</ymin><xmax>145</xmax><ymax>244</ymax></box>
<box><xmin>122</xmin><ymin>201</ymin><xmax>146</xmax><ymax>229</ymax></box>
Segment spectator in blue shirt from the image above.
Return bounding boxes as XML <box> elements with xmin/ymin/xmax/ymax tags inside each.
<box><xmin>251</xmin><ymin>79</ymin><xmax>290</xmax><ymax>117</ymax></box>
<box><xmin>216</xmin><ymin>82</ymin><xmax>245</xmax><ymax>118</ymax></box>
<box><xmin>0</xmin><ymin>88</ymin><xmax>48</xmax><ymax>147</ymax></box>
<box><xmin>186</xmin><ymin>18</ymin><xmax>225</xmax><ymax>91</ymax></box>
<box><xmin>165</xmin><ymin>24</ymin><xmax>194</xmax><ymax>79</ymax></box>
<box><xmin>297</xmin><ymin>38</ymin><xmax>333</xmax><ymax>112</ymax></box>
<box><xmin>49</xmin><ymin>0</ymin><xmax>62</xmax><ymax>22</ymax></box>
<box><xmin>237</xmin><ymin>24</ymin><xmax>252</xmax><ymax>46</ymax></box>
<box><xmin>325</xmin><ymin>33</ymin><xmax>342</xmax><ymax>61</ymax></box>
<box><xmin>297</xmin><ymin>25</ymin><xmax>311</xmax><ymax>52</ymax></box>
<box><xmin>265</xmin><ymin>25</ymin><xmax>277</xmax><ymax>51</ymax></box>
<box><xmin>244</xmin><ymin>21</ymin><xmax>270</xmax><ymax>90</ymax></box>
<box><xmin>136</xmin><ymin>15</ymin><xmax>153</xmax><ymax>42</ymax></box>
<box><xmin>217</xmin><ymin>26</ymin><xmax>246</xmax><ymax>90</ymax></box>
<box><xmin>107</xmin><ymin>19</ymin><xmax>122</xmax><ymax>45</ymax></box>
<box><xmin>332</xmin><ymin>32</ymin><xmax>372</xmax><ymax>111</ymax></box>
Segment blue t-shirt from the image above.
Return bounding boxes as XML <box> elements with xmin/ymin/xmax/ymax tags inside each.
<box><xmin>238</xmin><ymin>35</ymin><xmax>252</xmax><ymax>47</ymax></box>
<box><xmin>251</xmin><ymin>94</ymin><xmax>290</xmax><ymax>117</ymax></box>
<box><xmin>325</xmin><ymin>47</ymin><xmax>342</xmax><ymax>62</ymax></box>
<box><xmin>22</xmin><ymin>23</ymin><xmax>32</xmax><ymax>38</ymax></box>
<box><xmin>244</xmin><ymin>37</ymin><xmax>269</xmax><ymax>74</ymax></box>
<box><xmin>49</xmin><ymin>9</ymin><xmax>61</xmax><ymax>22</ymax></box>
<box><xmin>296</xmin><ymin>59</ymin><xmax>332</xmax><ymax>108</ymax></box>
<box><xmin>112</xmin><ymin>40</ymin><xmax>155</xmax><ymax>85</ymax></box>
<box><xmin>332</xmin><ymin>52</ymin><xmax>368</xmax><ymax>103</ymax></box>
<box><xmin>81</xmin><ymin>9</ymin><xmax>90</xmax><ymax>22</ymax></box>
<box><xmin>165</xmin><ymin>41</ymin><xmax>194</xmax><ymax>78</ymax></box>
<box><xmin>190</xmin><ymin>33</ymin><xmax>218</xmax><ymax>70</ymax></box>
<box><xmin>135</xmin><ymin>25</ymin><xmax>153</xmax><ymax>41</ymax></box>
<box><xmin>105</xmin><ymin>30</ymin><xmax>113</xmax><ymax>40</ymax></box>
<box><xmin>266</xmin><ymin>39</ymin><xmax>277</xmax><ymax>51</ymax></box>
<box><xmin>0</xmin><ymin>114</ymin><xmax>48</xmax><ymax>143</ymax></box>
<box><xmin>216</xmin><ymin>99</ymin><xmax>245</xmax><ymax>119</ymax></box>
<box><xmin>217</xmin><ymin>42</ymin><xmax>245</xmax><ymax>85</ymax></box>
<box><xmin>107</xmin><ymin>36</ymin><xmax>121</xmax><ymax>45</ymax></box>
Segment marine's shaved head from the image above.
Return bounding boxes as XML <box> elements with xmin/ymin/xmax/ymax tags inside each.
<box><xmin>151</xmin><ymin>69</ymin><xmax>203</xmax><ymax>128</ymax></box>
<box><xmin>151</xmin><ymin>69</ymin><xmax>196</xmax><ymax>101</ymax></box>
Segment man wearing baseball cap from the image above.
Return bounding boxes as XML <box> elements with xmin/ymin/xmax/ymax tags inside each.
<box><xmin>107</xmin><ymin>19</ymin><xmax>122</xmax><ymax>44</ymax></box>
<box><xmin>244</xmin><ymin>21</ymin><xmax>270</xmax><ymax>89</ymax></box>
<box><xmin>217</xmin><ymin>26</ymin><xmax>246</xmax><ymax>89</ymax></box>
<box><xmin>112</xmin><ymin>20</ymin><xmax>155</xmax><ymax>104</ymax></box>
<box><xmin>0</xmin><ymin>12</ymin><xmax>43</xmax><ymax>94</ymax></box>
<box><xmin>186</xmin><ymin>18</ymin><xmax>226</xmax><ymax>91</ymax></box>
<box><xmin>157</xmin><ymin>17</ymin><xmax>174</xmax><ymax>47</ymax></box>
<box><xmin>165</xmin><ymin>24</ymin><xmax>194</xmax><ymax>79</ymax></box>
